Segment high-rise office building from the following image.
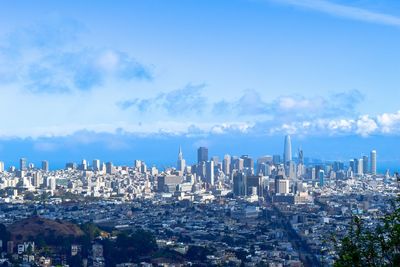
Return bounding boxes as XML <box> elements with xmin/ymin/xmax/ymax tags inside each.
<box><xmin>362</xmin><ymin>156</ymin><xmax>369</xmax><ymax>174</ymax></box>
<box><xmin>319</xmin><ymin>170</ymin><xmax>325</xmax><ymax>186</ymax></box>
<box><xmin>222</xmin><ymin>154</ymin><xmax>231</xmax><ymax>175</ymax></box>
<box><xmin>134</xmin><ymin>160</ymin><xmax>142</xmax><ymax>169</ymax></box>
<box><xmin>246</xmin><ymin>175</ymin><xmax>263</xmax><ymax>197</ymax></box>
<box><xmin>205</xmin><ymin>160</ymin><xmax>214</xmax><ymax>185</ymax></box>
<box><xmin>41</xmin><ymin>160</ymin><xmax>49</xmax><ymax>172</ymax></box>
<box><xmin>81</xmin><ymin>159</ymin><xmax>87</xmax><ymax>171</ymax></box>
<box><xmin>288</xmin><ymin>161</ymin><xmax>297</xmax><ymax>180</ymax></box>
<box><xmin>65</xmin><ymin>162</ymin><xmax>77</xmax><ymax>170</ymax></box>
<box><xmin>47</xmin><ymin>176</ymin><xmax>56</xmax><ymax>191</ymax></box>
<box><xmin>233</xmin><ymin>173</ymin><xmax>263</xmax><ymax>197</ymax></box>
<box><xmin>177</xmin><ymin>146</ymin><xmax>186</xmax><ymax>172</ymax></box>
<box><xmin>314</xmin><ymin>165</ymin><xmax>323</xmax><ymax>181</ymax></box>
<box><xmin>196</xmin><ymin>161</ymin><xmax>206</xmax><ymax>180</ymax></box>
<box><xmin>333</xmin><ymin>161</ymin><xmax>344</xmax><ymax>172</ymax></box>
<box><xmin>370</xmin><ymin>150</ymin><xmax>377</xmax><ymax>175</ymax></box>
<box><xmin>234</xmin><ymin>158</ymin><xmax>244</xmax><ymax>171</ymax></box>
<box><xmin>274</xmin><ymin>175</ymin><xmax>289</xmax><ymax>194</ymax></box>
<box><xmin>0</xmin><ymin>161</ymin><xmax>4</xmax><ymax>172</ymax></box>
<box><xmin>197</xmin><ymin>147</ymin><xmax>208</xmax><ymax>163</ymax></box>
<box><xmin>256</xmin><ymin>156</ymin><xmax>272</xmax><ymax>175</ymax></box>
<box><xmin>258</xmin><ymin>162</ymin><xmax>266</xmax><ymax>176</ymax></box>
<box><xmin>20</xmin><ymin>158</ymin><xmax>27</xmax><ymax>171</ymax></box>
<box><xmin>349</xmin><ymin>159</ymin><xmax>355</xmax><ymax>172</ymax></box>
<box><xmin>32</xmin><ymin>172</ymin><xmax>42</xmax><ymax>188</ymax></box>
<box><xmin>157</xmin><ymin>175</ymin><xmax>182</xmax><ymax>192</ymax></box>
<box><xmin>28</xmin><ymin>163</ymin><xmax>34</xmax><ymax>170</ymax></box>
<box><xmin>233</xmin><ymin>172</ymin><xmax>245</xmax><ymax>196</ymax></box>
<box><xmin>357</xmin><ymin>158</ymin><xmax>364</xmax><ymax>176</ymax></box>
<box><xmin>298</xmin><ymin>149</ymin><xmax>304</xmax><ymax>164</ymax></box>
<box><xmin>241</xmin><ymin>155</ymin><xmax>254</xmax><ymax>174</ymax></box>
<box><xmin>272</xmin><ymin>155</ymin><xmax>281</xmax><ymax>165</ymax></box>
<box><xmin>283</xmin><ymin>135</ymin><xmax>292</xmax><ymax>163</ymax></box>
<box><xmin>140</xmin><ymin>162</ymin><xmax>147</xmax><ymax>174</ymax></box>
<box><xmin>211</xmin><ymin>156</ymin><xmax>219</xmax><ymax>166</ymax></box>
<box><xmin>93</xmin><ymin>159</ymin><xmax>100</xmax><ymax>171</ymax></box>
<box><xmin>105</xmin><ymin>162</ymin><xmax>114</xmax><ymax>174</ymax></box>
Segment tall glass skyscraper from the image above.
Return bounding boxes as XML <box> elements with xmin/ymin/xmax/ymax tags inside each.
<box><xmin>197</xmin><ymin>147</ymin><xmax>208</xmax><ymax>163</ymax></box>
<box><xmin>362</xmin><ymin>155</ymin><xmax>369</xmax><ymax>174</ymax></box>
<box><xmin>283</xmin><ymin>135</ymin><xmax>292</xmax><ymax>164</ymax></box>
<box><xmin>370</xmin><ymin>150</ymin><xmax>377</xmax><ymax>175</ymax></box>
<box><xmin>41</xmin><ymin>160</ymin><xmax>49</xmax><ymax>172</ymax></box>
<box><xmin>20</xmin><ymin>158</ymin><xmax>27</xmax><ymax>171</ymax></box>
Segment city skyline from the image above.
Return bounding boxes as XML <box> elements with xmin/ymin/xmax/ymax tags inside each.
<box><xmin>0</xmin><ymin>135</ymin><xmax>385</xmax><ymax>174</ymax></box>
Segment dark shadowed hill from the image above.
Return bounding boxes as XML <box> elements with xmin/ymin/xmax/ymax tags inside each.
<box><xmin>8</xmin><ymin>216</ymin><xmax>84</xmax><ymax>242</ymax></box>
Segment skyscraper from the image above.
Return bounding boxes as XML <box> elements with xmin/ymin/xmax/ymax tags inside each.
<box><xmin>233</xmin><ymin>172</ymin><xmax>245</xmax><ymax>196</ymax></box>
<box><xmin>177</xmin><ymin>146</ymin><xmax>186</xmax><ymax>172</ymax></box>
<box><xmin>319</xmin><ymin>170</ymin><xmax>325</xmax><ymax>187</ymax></box>
<box><xmin>211</xmin><ymin>156</ymin><xmax>219</xmax><ymax>165</ymax></box>
<box><xmin>363</xmin><ymin>155</ymin><xmax>369</xmax><ymax>174</ymax></box>
<box><xmin>272</xmin><ymin>155</ymin><xmax>281</xmax><ymax>165</ymax></box>
<box><xmin>350</xmin><ymin>159</ymin><xmax>355</xmax><ymax>173</ymax></box>
<box><xmin>233</xmin><ymin>157</ymin><xmax>244</xmax><ymax>171</ymax></box>
<box><xmin>197</xmin><ymin>161</ymin><xmax>206</xmax><ymax>180</ymax></box>
<box><xmin>298</xmin><ymin>148</ymin><xmax>304</xmax><ymax>164</ymax></box>
<box><xmin>246</xmin><ymin>175</ymin><xmax>263</xmax><ymax>197</ymax></box>
<box><xmin>41</xmin><ymin>160</ymin><xmax>49</xmax><ymax>172</ymax></box>
<box><xmin>20</xmin><ymin>158</ymin><xmax>27</xmax><ymax>171</ymax></box>
<box><xmin>256</xmin><ymin>156</ymin><xmax>272</xmax><ymax>175</ymax></box>
<box><xmin>205</xmin><ymin>160</ymin><xmax>214</xmax><ymax>185</ymax></box>
<box><xmin>283</xmin><ymin>135</ymin><xmax>292</xmax><ymax>164</ymax></box>
<box><xmin>222</xmin><ymin>154</ymin><xmax>231</xmax><ymax>175</ymax></box>
<box><xmin>370</xmin><ymin>150</ymin><xmax>377</xmax><ymax>175</ymax></box>
<box><xmin>197</xmin><ymin>147</ymin><xmax>208</xmax><ymax>163</ymax></box>
<box><xmin>241</xmin><ymin>155</ymin><xmax>254</xmax><ymax>174</ymax></box>
<box><xmin>81</xmin><ymin>159</ymin><xmax>87</xmax><ymax>171</ymax></box>
<box><xmin>93</xmin><ymin>159</ymin><xmax>100</xmax><ymax>171</ymax></box>
<box><xmin>357</xmin><ymin>158</ymin><xmax>364</xmax><ymax>176</ymax></box>
<box><xmin>288</xmin><ymin>161</ymin><xmax>297</xmax><ymax>180</ymax></box>
<box><xmin>105</xmin><ymin>162</ymin><xmax>114</xmax><ymax>174</ymax></box>
<box><xmin>274</xmin><ymin>175</ymin><xmax>289</xmax><ymax>194</ymax></box>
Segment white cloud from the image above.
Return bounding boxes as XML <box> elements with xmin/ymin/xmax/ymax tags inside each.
<box><xmin>267</xmin><ymin>111</ymin><xmax>400</xmax><ymax>137</ymax></box>
<box><xmin>0</xmin><ymin>19</ymin><xmax>152</xmax><ymax>93</ymax></box>
<box><xmin>97</xmin><ymin>50</ymin><xmax>120</xmax><ymax>71</ymax></box>
<box><xmin>377</xmin><ymin>111</ymin><xmax>400</xmax><ymax>133</ymax></box>
<box><xmin>272</xmin><ymin>0</ymin><xmax>400</xmax><ymax>27</ymax></box>
<box><xmin>355</xmin><ymin>115</ymin><xmax>378</xmax><ymax>137</ymax></box>
<box><xmin>327</xmin><ymin>119</ymin><xmax>354</xmax><ymax>131</ymax></box>
<box><xmin>278</xmin><ymin>96</ymin><xmax>315</xmax><ymax>110</ymax></box>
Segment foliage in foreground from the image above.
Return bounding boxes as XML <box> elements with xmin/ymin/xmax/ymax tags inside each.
<box><xmin>334</xmin><ymin>195</ymin><xmax>400</xmax><ymax>267</ymax></box>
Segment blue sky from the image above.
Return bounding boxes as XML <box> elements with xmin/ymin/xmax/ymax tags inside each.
<box><xmin>0</xmin><ymin>0</ymin><xmax>399</xmax><ymax>169</ymax></box>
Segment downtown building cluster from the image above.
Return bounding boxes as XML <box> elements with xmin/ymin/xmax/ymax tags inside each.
<box><xmin>0</xmin><ymin>136</ymin><xmax>397</xmax><ymax>267</ymax></box>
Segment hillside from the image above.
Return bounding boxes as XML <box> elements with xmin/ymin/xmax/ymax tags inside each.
<box><xmin>8</xmin><ymin>216</ymin><xmax>84</xmax><ymax>242</ymax></box>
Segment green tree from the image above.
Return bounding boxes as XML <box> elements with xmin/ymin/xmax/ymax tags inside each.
<box><xmin>80</xmin><ymin>223</ymin><xmax>101</xmax><ymax>241</ymax></box>
<box><xmin>334</xmin><ymin>196</ymin><xmax>400</xmax><ymax>267</ymax></box>
<box><xmin>186</xmin><ymin>245</ymin><xmax>214</xmax><ymax>262</ymax></box>
<box><xmin>24</xmin><ymin>191</ymin><xmax>35</xmax><ymax>201</ymax></box>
